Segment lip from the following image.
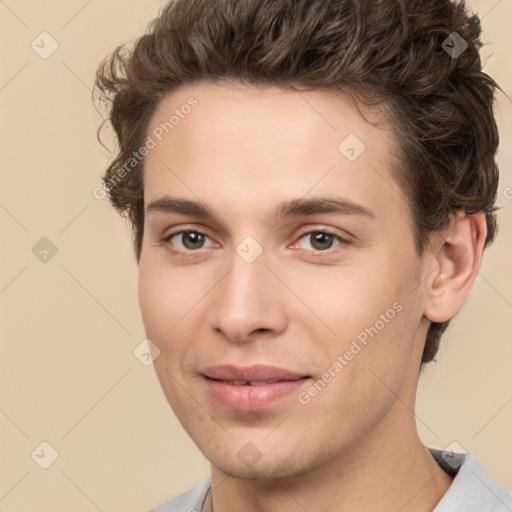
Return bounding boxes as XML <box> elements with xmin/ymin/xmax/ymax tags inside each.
<box><xmin>200</xmin><ymin>364</ymin><xmax>311</xmax><ymax>411</ymax></box>
<box><xmin>201</xmin><ymin>364</ymin><xmax>307</xmax><ymax>382</ymax></box>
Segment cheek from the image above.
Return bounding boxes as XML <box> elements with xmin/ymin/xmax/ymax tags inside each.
<box><xmin>137</xmin><ymin>260</ymin><xmax>208</xmax><ymax>375</ymax></box>
<box><xmin>341</xmin><ymin>294</ymin><xmax>421</xmax><ymax>405</ymax></box>
<box><xmin>300</xmin><ymin>262</ymin><xmax>403</xmax><ymax>339</ymax></box>
<box><xmin>138</xmin><ymin>267</ymin><xmax>167</xmax><ymax>338</ymax></box>
<box><xmin>137</xmin><ymin>262</ymin><xmax>186</xmax><ymax>357</ymax></box>
<box><xmin>313</xmin><ymin>256</ymin><xmax>421</xmax><ymax>384</ymax></box>
<box><xmin>138</xmin><ymin>263</ymin><xmax>194</xmax><ymax>408</ymax></box>
<box><xmin>301</xmin><ymin>302</ymin><xmax>418</xmax><ymax>443</ymax></box>
<box><xmin>138</xmin><ymin>257</ymin><xmax>192</xmax><ymax>332</ymax></box>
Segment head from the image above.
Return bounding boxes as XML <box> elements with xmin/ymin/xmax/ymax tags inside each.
<box><xmin>95</xmin><ymin>0</ymin><xmax>500</xmax><ymax>479</ymax></box>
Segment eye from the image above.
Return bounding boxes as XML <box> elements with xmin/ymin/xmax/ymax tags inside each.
<box><xmin>295</xmin><ymin>231</ymin><xmax>346</xmax><ymax>252</ymax></box>
<box><xmin>162</xmin><ymin>229</ymin><xmax>348</xmax><ymax>253</ymax></box>
<box><xmin>164</xmin><ymin>230</ymin><xmax>216</xmax><ymax>251</ymax></box>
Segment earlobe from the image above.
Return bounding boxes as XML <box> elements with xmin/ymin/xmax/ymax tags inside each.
<box><xmin>424</xmin><ymin>213</ymin><xmax>487</xmax><ymax>323</ymax></box>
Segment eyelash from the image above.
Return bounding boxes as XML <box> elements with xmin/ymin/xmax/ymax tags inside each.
<box><xmin>162</xmin><ymin>228</ymin><xmax>351</xmax><ymax>256</ymax></box>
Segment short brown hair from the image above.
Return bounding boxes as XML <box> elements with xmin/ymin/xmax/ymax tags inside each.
<box><xmin>94</xmin><ymin>0</ymin><xmax>502</xmax><ymax>365</ymax></box>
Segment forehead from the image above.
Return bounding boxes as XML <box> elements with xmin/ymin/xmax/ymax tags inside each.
<box><xmin>142</xmin><ymin>81</ymin><xmax>403</xmax><ymax>223</ymax></box>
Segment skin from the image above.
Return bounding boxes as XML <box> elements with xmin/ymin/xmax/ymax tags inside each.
<box><xmin>138</xmin><ymin>81</ymin><xmax>487</xmax><ymax>512</ymax></box>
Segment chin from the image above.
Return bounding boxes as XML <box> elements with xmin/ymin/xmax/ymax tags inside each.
<box><xmin>212</xmin><ymin>460</ymin><xmax>306</xmax><ymax>480</ymax></box>
<box><xmin>202</xmin><ymin>444</ymin><xmax>321</xmax><ymax>481</ymax></box>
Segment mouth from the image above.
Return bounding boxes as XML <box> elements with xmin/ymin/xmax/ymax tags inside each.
<box><xmin>211</xmin><ymin>379</ymin><xmax>299</xmax><ymax>386</ymax></box>
<box><xmin>200</xmin><ymin>365</ymin><xmax>311</xmax><ymax>411</ymax></box>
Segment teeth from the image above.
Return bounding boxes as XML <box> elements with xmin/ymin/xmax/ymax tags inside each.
<box><xmin>249</xmin><ymin>380</ymin><xmax>280</xmax><ymax>386</ymax></box>
<box><xmin>224</xmin><ymin>380</ymin><xmax>280</xmax><ymax>386</ymax></box>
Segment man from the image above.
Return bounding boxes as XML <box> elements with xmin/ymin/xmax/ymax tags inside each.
<box><xmin>94</xmin><ymin>0</ymin><xmax>511</xmax><ymax>510</ymax></box>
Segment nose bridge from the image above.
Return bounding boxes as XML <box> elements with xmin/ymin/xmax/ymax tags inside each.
<box><xmin>209</xmin><ymin>244</ymin><xmax>286</xmax><ymax>341</ymax></box>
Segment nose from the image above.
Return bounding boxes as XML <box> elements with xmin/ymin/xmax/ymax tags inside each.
<box><xmin>208</xmin><ymin>247</ymin><xmax>288</xmax><ymax>344</ymax></box>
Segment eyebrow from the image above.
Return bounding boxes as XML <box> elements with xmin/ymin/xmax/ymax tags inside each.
<box><xmin>145</xmin><ymin>195</ymin><xmax>375</xmax><ymax>222</ymax></box>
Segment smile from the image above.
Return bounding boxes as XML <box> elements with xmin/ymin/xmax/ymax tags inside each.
<box><xmin>200</xmin><ymin>365</ymin><xmax>311</xmax><ymax>411</ymax></box>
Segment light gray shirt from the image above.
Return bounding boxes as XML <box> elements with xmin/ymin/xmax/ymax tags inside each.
<box><xmin>148</xmin><ymin>449</ymin><xmax>512</xmax><ymax>511</ymax></box>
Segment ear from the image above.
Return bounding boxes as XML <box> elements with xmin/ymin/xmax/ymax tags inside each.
<box><xmin>423</xmin><ymin>212</ymin><xmax>487</xmax><ymax>323</ymax></box>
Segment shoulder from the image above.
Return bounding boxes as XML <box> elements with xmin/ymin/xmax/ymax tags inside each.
<box><xmin>146</xmin><ymin>477</ymin><xmax>211</xmax><ymax>512</ymax></box>
<box><xmin>429</xmin><ymin>449</ymin><xmax>512</xmax><ymax>511</ymax></box>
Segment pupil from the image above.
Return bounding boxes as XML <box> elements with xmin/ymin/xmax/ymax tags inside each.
<box><xmin>311</xmin><ymin>232</ymin><xmax>333</xmax><ymax>250</ymax></box>
<box><xmin>183</xmin><ymin>232</ymin><xmax>204</xmax><ymax>249</ymax></box>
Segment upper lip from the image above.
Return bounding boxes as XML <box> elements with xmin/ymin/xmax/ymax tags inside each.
<box><xmin>201</xmin><ymin>364</ymin><xmax>308</xmax><ymax>382</ymax></box>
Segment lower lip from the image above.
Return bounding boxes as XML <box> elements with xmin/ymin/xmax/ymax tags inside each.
<box><xmin>203</xmin><ymin>376</ymin><xmax>310</xmax><ymax>411</ymax></box>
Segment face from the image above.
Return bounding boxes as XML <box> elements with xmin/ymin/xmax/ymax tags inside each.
<box><xmin>138</xmin><ymin>81</ymin><xmax>430</xmax><ymax>479</ymax></box>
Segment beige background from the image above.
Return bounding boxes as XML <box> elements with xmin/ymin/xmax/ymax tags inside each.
<box><xmin>0</xmin><ymin>0</ymin><xmax>511</xmax><ymax>511</ymax></box>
